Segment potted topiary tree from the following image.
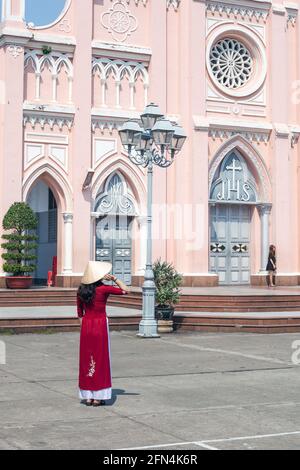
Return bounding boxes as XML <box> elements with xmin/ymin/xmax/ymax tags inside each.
<box><xmin>1</xmin><ymin>202</ymin><xmax>38</xmax><ymax>289</ymax></box>
<box><xmin>153</xmin><ymin>260</ymin><xmax>183</xmax><ymax>333</ymax></box>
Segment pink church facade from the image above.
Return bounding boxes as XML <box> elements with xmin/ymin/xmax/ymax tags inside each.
<box><xmin>0</xmin><ymin>0</ymin><xmax>300</xmax><ymax>288</ymax></box>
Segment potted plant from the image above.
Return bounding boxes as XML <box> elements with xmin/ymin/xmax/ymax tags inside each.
<box><xmin>153</xmin><ymin>260</ymin><xmax>183</xmax><ymax>333</ymax></box>
<box><xmin>42</xmin><ymin>45</ymin><xmax>52</xmax><ymax>55</ymax></box>
<box><xmin>1</xmin><ymin>202</ymin><xmax>38</xmax><ymax>289</ymax></box>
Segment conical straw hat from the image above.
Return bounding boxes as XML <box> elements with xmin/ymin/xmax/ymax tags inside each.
<box><xmin>81</xmin><ymin>261</ymin><xmax>112</xmax><ymax>285</ymax></box>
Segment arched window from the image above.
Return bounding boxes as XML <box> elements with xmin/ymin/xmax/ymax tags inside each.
<box><xmin>94</xmin><ymin>173</ymin><xmax>137</xmax><ymax>216</ymax></box>
<box><xmin>210</xmin><ymin>151</ymin><xmax>258</xmax><ymax>203</ymax></box>
<box><xmin>209</xmin><ymin>38</ymin><xmax>253</xmax><ymax>90</ymax></box>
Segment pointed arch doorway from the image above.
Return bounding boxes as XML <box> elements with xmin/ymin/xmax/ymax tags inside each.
<box><xmin>209</xmin><ymin>149</ymin><xmax>259</xmax><ymax>285</ymax></box>
<box><xmin>94</xmin><ymin>173</ymin><xmax>137</xmax><ymax>285</ymax></box>
<box><xmin>27</xmin><ymin>180</ymin><xmax>58</xmax><ymax>285</ymax></box>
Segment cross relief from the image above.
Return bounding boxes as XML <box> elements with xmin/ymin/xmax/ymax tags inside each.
<box><xmin>215</xmin><ymin>157</ymin><xmax>254</xmax><ymax>203</ymax></box>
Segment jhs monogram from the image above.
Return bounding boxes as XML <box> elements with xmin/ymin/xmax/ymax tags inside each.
<box><xmin>217</xmin><ymin>159</ymin><xmax>250</xmax><ymax>202</ymax></box>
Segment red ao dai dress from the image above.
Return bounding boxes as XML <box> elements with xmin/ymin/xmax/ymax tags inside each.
<box><xmin>77</xmin><ymin>285</ymin><xmax>127</xmax><ymax>400</ymax></box>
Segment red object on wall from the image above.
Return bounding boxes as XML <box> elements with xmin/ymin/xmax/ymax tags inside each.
<box><xmin>52</xmin><ymin>256</ymin><xmax>57</xmax><ymax>287</ymax></box>
<box><xmin>47</xmin><ymin>271</ymin><xmax>53</xmax><ymax>288</ymax></box>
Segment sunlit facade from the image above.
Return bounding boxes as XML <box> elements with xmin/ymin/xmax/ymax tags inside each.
<box><xmin>0</xmin><ymin>0</ymin><xmax>300</xmax><ymax>287</ymax></box>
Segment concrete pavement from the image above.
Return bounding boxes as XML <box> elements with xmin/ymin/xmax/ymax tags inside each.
<box><xmin>0</xmin><ymin>330</ymin><xmax>300</xmax><ymax>450</ymax></box>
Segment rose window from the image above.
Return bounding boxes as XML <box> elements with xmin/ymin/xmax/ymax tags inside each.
<box><xmin>209</xmin><ymin>38</ymin><xmax>253</xmax><ymax>89</ymax></box>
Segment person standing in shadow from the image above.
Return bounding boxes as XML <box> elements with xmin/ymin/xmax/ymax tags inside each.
<box><xmin>266</xmin><ymin>245</ymin><xmax>277</xmax><ymax>288</ymax></box>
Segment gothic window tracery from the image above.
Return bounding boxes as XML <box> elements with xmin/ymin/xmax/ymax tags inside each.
<box><xmin>24</xmin><ymin>50</ymin><xmax>73</xmax><ymax>103</ymax></box>
<box><xmin>209</xmin><ymin>38</ymin><xmax>253</xmax><ymax>90</ymax></box>
<box><xmin>94</xmin><ymin>173</ymin><xmax>137</xmax><ymax>216</ymax></box>
<box><xmin>92</xmin><ymin>57</ymin><xmax>149</xmax><ymax>109</ymax></box>
<box><xmin>210</xmin><ymin>151</ymin><xmax>258</xmax><ymax>203</ymax></box>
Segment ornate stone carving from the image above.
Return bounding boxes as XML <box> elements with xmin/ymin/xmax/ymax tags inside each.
<box><xmin>92</xmin><ymin>57</ymin><xmax>148</xmax><ymax>85</ymax></box>
<box><xmin>95</xmin><ymin>173</ymin><xmax>136</xmax><ymax>215</ymax></box>
<box><xmin>108</xmin><ymin>0</ymin><xmax>180</xmax><ymax>10</ymax></box>
<box><xmin>58</xmin><ymin>19</ymin><xmax>72</xmax><ymax>33</ymax></box>
<box><xmin>209</xmin><ymin>129</ymin><xmax>270</xmax><ymax>144</ymax></box>
<box><xmin>209</xmin><ymin>38</ymin><xmax>253</xmax><ymax>90</ymax></box>
<box><xmin>112</xmin><ymin>0</ymin><xmax>148</xmax><ymax>4</ymax></box>
<box><xmin>116</xmin><ymin>249</ymin><xmax>131</xmax><ymax>257</ymax></box>
<box><xmin>24</xmin><ymin>50</ymin><xmax>74</xmax><ymax>101</ymax></box>
<box><xmin>92</xmin><ymin>57</ymin><xmax>149</xmax><ymax>108</ymax></box>
<box><xmin>102</xmin><ymin>1</ymin><xmax>138</xmax><ymax>43</ymax></box>
<box><xmin>7</xmin><ymin>45</ymin><xmax>23</xmax><ymax>58</ymax></box>
<box><xmin>92</xmin><ymin>119</ymin><xmax>122</xmax><ymax>133</ymax></box>
<box><xmin>96</xmin><ymin>249</ymin><xmax>110</xmax><ymax>258</ymax></box>
<box><xmin>291</xmin><ymin>131</ymin><xmax>300</xmax><ymax>148</ymax></box>
<box><xmin>287</xmin><ymin>10</ymin><xmax>297</xmax><ymax>28</ymax></box>
<box><xmin>211</xmin><ymin>243</ymin><xmax>226</xmax><ymax>253</ymax></box>
<box><xmin>24</xmin><ymin>50</ymin><xmax>73</xmax><ymax>78</ymax></box>
<box><xmin>206</xmin><ymin>2</ymin><xmax>270</xmax><ymax>22</ymax></box>
<box><xmin>23</xmin><ymin>114</ymin><xmax>74</xmax><ymax>131</ymax></box>
<box><xmin>209</xmin><ymin>137</ymin><xmax>271</xmax><ymax>203</ymax></box>
<box><xmin>210</xmin><ymin>151</ymin><xmax>258</xmax><ymax>203</ymax></box>
<box><xmin>257</xmin><ymin>204</ymin><xmax>272</xmax><ymax>216</ymax></box>
<box><xmin>167</xmin><ymin>0</ymin><xmax>181</xmax><ymax>10</ymax></box>
<box><xmin>63</xmin><ymin>213</ymin><xmax>74</xmax><ymax>224</ymax></box>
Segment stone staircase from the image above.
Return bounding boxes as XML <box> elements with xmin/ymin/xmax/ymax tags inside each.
<box><xmin>1</xmin><ymin>287</ymin><xmax>300</xmax><ymax>333</ymax></box>
<box><xmin>0</xmin><ymin>289</ymin><xmax>76</xmax><ymax>307</ymax></box>
<box><xmin>109</xmin><ymin>291</ymin><xmax>300</xmax><ymax>313</ymax></box>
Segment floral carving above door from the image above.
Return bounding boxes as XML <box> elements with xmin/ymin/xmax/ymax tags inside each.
<box><xmin>101</xmin><ymin>1</ymin><xmax>138</xmax><ymax>43</ymax></box>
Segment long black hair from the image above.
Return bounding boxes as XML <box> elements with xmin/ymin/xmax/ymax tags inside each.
<box><xmin>77</xmin><ymin>280</ymin><xmax>103</xmax><ymax>305</ymax></box>
<box><xmin>269</xmin><ymin>244</ymin><xmax>276</xmax><ymax>258</ymax></box>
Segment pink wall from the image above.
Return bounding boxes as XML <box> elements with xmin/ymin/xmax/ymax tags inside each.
<box><xmin>0</xmin><ymin>0</ymin><xmax>299</xmax><ymax>286</ymax></box>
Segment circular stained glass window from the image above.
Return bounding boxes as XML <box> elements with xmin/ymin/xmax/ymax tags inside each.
<box><xmin>209</xmin><ymin>38</ymin><xmax>253</xmax><ymax>89</ymax></box>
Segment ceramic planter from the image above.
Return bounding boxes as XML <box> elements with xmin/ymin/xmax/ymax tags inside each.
<box><xmin>155</xmin><ymin>306</ymin><xmax>175</xmax><ymax>334</ymax></box>
<box><xmin>5</xmin><ymin>277</ymin><xmax>33</xmax><ymax>290</ymax></box>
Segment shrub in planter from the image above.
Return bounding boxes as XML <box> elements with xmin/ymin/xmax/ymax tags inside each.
<box><xmin>1</xmin><ymin>202</ymin><xmax>38</xmax><ymax>289</ymax></box>
<box><xmin>153</xmin><ymin>260</ymin><xmax>183</xmax><ymax>332</ymax></box>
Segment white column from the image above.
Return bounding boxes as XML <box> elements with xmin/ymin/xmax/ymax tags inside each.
<box><xmin>35</xmin><ymin>73</ymin><xmax>41</xmax><ymax>100</ymax></box>
<box><xmin>1</xmin><ymin>0</ymin><xmax>9</xmax><ymax>20</ymax></box>
<box><xmin>63</xmin><ymin>212</ymin><xmax>73</xmax><ymax>273</ymax></box>
<box><xmin>101</xmin><ymin>78</ymin><xmax>106</xmax><ymax>107</ymax></box>
<box><xmin>258</xmin><ymin>204</ymin><xmax>272</xmax><ymax>272</ymax></box>
<box><xmin>20</xmin><ymin>0</ymin><xmax>25</xmax><ymax>19</ymax></box>
<box><xmin>129</xmin><ymin>82</ymin><xmax>135</xmax><ymax>109</ymax></box>
<box><xmin>52</xmin><ymin>74</ymin><xmax>58</xmax><ymax>102</ymax></box>
<box><xmin>90</xmin><ymin>214</ymin><xmax>97</xmax><ymax>260</ymax></box>
<box><xmin>115</xmin><ymin>80</ymin><xmax>121</xmax><ymax>108</ymax></box>
<box><xmin>68</xmin><ymin>76</ymin><xmax>73</xmax><ymax>103</ymax></box>
<box><xmin>2</xmin><ymin>0</ymin><xmax>25</xmax><ymax>22</ymax></box>
<box><xmin>144</xmin><ymin>83</ymin><xmax>149</xmax><ymax>107</ymax></box>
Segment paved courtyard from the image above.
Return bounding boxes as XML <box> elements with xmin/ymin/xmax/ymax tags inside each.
<box><xmin>0</xmin><ymin>330</ymin><xmax>300</xmax><ymax>450</ymax></box>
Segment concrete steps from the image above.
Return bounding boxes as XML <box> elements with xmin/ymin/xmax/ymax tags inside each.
<box><xmin>1</xmin><ymin>312</ymin><xmax>300</xmax><ymax>334</ymax></box>
<box><xmin>109</xmin><ymin>293</ymin><xmax>300</xmax><ymax>313</ymax></box>
<box><xmin>174</xmin><ymin>312</ymin><xmax>300</xmax><ymax>334</ymax></box>
<box><xmin>0</xmin><ymin>289</ymin><xmax>76</xmax><ymax>307</ymax></box>
<box><xmin>1</xmin><ymin>287</ymin><xmax>300</xmax><ymax>334</ymax></box>
<box><xmin>0</xmin><ymin>313</ymin><xmax>142</xmax><ymax>334</ymax></box>
<box><xmin>2</xmin><ymin>289</ymin><xmax>300</xmax><ymax>312</ymax></box>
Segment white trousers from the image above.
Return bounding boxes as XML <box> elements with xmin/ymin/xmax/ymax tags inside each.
<box><xmin>79</xmin><ymin>388</ymin><xmax>112</xmax><ymax>400</ymax></box>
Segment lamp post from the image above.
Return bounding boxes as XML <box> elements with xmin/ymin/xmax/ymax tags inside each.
<box><xmin>119</xmin><ymin>103</ymin><xmax>187</xmax><ymax>338</ymax></box>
